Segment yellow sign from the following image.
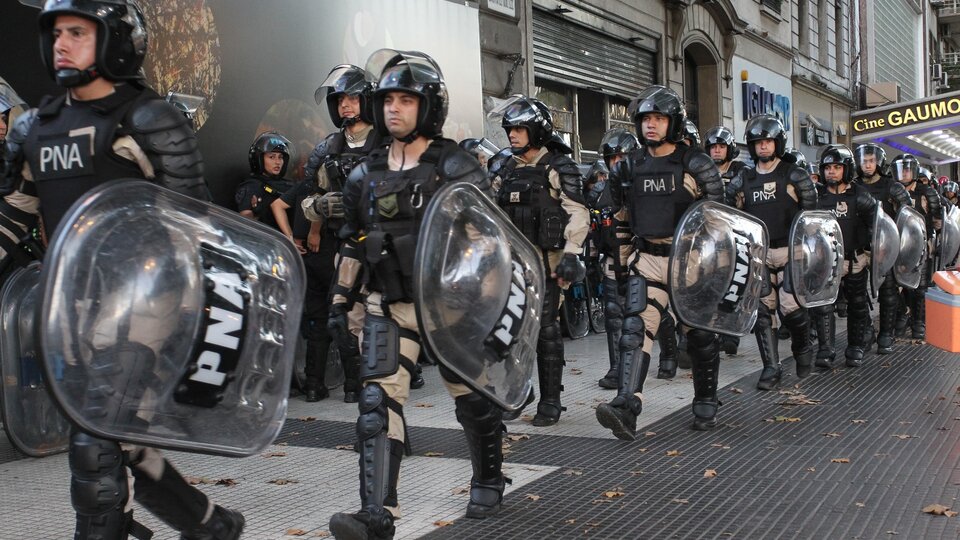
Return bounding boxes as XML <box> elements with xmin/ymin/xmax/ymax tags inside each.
<box><xmin>853</xmin><ymin>97</ymin><xmax>960</xmax><ymax>136</ymax></box>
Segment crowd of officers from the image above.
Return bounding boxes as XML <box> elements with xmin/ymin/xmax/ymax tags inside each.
<box><xmin>0</xmin><ymin>1</ymin><xmax>954</xmax><ymax>538</ymax></box>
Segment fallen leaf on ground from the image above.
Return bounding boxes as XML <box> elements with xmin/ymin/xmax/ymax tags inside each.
<box><xmin>638</xmin><ymin>448</ymin><xmax>648</xmax><ymax>453</ymax></box>
<box><xmin>855</xmin><ymin>502</ymin><xmax>866</xmax><ymax>508</ymax></box>
<box><xmin>525</xmin><ymin>494</ymin><xmax>542</xmax><ymax>501</ymax></box>
<box><xmin>806</xmin><ymin>467</ymin><xmax>816</xmax><ymax>472</ymax></box>
<box><xmin>892</xmin><ymin>434</ymin><xmax>918</xmax><ymax>440</ymax></box>
<box><xmin>771</xmin><ymin>416</ymin><xmax>802</xmax><ymax>423</ymax></box>
<box><xmin>779</xmin><ymin>395</ymin><xmax>822</xmax><ymax>407</ymax></box>
<box><xmin>451</xmin><ymin>486</ymin><xmax>469</xmax><ymax>495</ymax></box>
<box><xmin>570</xmin><ymin>368</ymin><xmax>583</xmax><ymax>375</ymax></box>
<box><xmin>704</xmin><ymin>469</ymin><xmax>718</xmax><ymax>478</ymax></box>
<box><xmin>629</xmin><ymin>470</ymin><xmax>644</xmax><ymax>476</ymax></box>
<box><xmin>413</xmin><ymin>403</ymin><xmax>434</xmax><ymax>408</ymax></box>
<box><xmin>501</xmin><ymin>442</ymin><xmax>512</xmax><ymax>450</ymax></box>
<box><xmin>564</xmin><ymin>519</ymin><xmax>577</xmax><ymax>524</ymax></box>
<box><xmin>506</xmin><ymin>434</ymin><xmax>530</xmax><ymax>442</ymax></box>
<box><xmin>263</xmin><ymin>451</ymin><xmax>287</xmax><ymax>458</ymax></box>
<box><xmin>852</xmin><ymin>419</ymin><xmax>867</xmax><ymax>424</ymax></box>
<box><xmin>938</xmin><ymin>427</ymin><xmax>950</xmax><ymax>431</ymax></box>
<box><xmin>285</xmin><ymin>529</ymin><xmax>306</xmax><ymax>536</ymax></box>
<box><xmin>898</xmin><ymin>421</ymin><xmax>913</xmax><ymax>425</ymax></box>
<box><xmin>671</xmin><ymin>498</ymin><xmax>689</xmax><ymax>504</ymax></box>
<box><xmin>215</xmin><ymin>478</ymin><xmax>238</xmax><ymax>486</ymax></box>
<box><xmin>296</xmin><ymin>416</ymin><xmax>317</xmax><ymax>422</ymax></box>
<box><xmin>424</xmin><ymin>452</ymin><xmax>444</xmax><ymax>457</ymax></box>
<box><xmin>886</xmin><ymin>531</ymin><xmax>899</xmax><ymax>535</ymax></box>
<box><xmin>823</xmin><ymin>432</ymin><xmax>842</xmax><ymax>437</ymax></box>
<box><xmin>334</xmin><ymin>445</ymin><xmax>354</xmax><ymax>451</ymax></box>
<box><xmin>269</xmin><ymin>479</ymin><xmax>298</xmax><ymax>485</ymax></box>
<box><xmin>831</xmin><ymin>458</ymin><xmax>851</xmax><ymax>463</ymax></box>
<box><xmin>710</xmin><ymin>443</ymin><xmax>732</xmax><ymax>449</ymax></box>
<box><xmin>644</xmin><ymin>431</ymin><xmax>656</xmax><ymax>437</ymax></box>
<box><xmin>520</xmin><ymin>415</ymin><xmax>534</xmax><ymax>422</ymax></box>
<box><xmin>922</xmin><ymin>503</ymin><xmax>956</xmax><ymax>516</ymax></box>
<box><xmin>730</xmin><ymin>387</ymin><xmax>743</xmax><ymax>394</ymax></box>
<box><xmin>562</xmin><ymin>469</ymin><xmax>584</xmax><ymax>476</ymax></box>
<box><xmin>666</xmin><ymin>450</ymin><xmax>682</xmax><ymax>457</ymax></box>
<box><xmin>314</xmin><ymin>532</ymin><xmax>331</xmax><ymax>538</ymax></box>
<box><xmin>602</xmin><ymin>490</ymin><xmax>625</xmax><ymax>498</ymax></box>
<box><xmin>433</xmin><ymin>520</ymin><xmax>455</xmax><ymax>528</ymax></box>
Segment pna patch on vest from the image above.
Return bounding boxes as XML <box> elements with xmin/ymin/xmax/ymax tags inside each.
<box><xmin>636</xmin><ymin>172</ymin><xmax>675</xmax><ymax>194</ymax></box>
<box><xmin>174</xmin><ymin>244</ymin><xmax>250</xmax><ymax>408</ymax></box>
<box><xmin>36</xmin><ymin>133</ymin><xmax>93</xmax><ymax>180</ymax></box>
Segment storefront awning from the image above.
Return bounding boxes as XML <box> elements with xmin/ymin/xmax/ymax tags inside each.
<box><xmin>851</xmin><ymin>89</ymin><xmax>960</xmax><ymax>165</ymax></box>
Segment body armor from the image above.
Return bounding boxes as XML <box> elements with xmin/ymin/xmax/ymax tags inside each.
<box><xmin>624</xmin><ymin>145</ymin><xmax>695</xmax><ymax>239</ymax></box>
<box><xmin>497</xmin><ymin>153</ymin><xmax>567</xmax><ymax>249</ymax></box>
<box><xmin>820</xmin><ymin>184</ymin><xmax>870</xmax><ymax>254</ymax></box>
<box><xmin>740</xmin><ymin>161</ymin><xmax>800</xmax><ymax>246</ymax></box>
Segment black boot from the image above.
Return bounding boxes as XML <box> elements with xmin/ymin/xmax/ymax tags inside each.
<box><xmin>456</xmin><ymin>394</ymin><xmax>511</xmax><ymax>519</ymax></box>
<box><xmin>844</xmin><ymin>271</ymin><xmax>870</xmax><ymax>367</ymax></box>
<box><xmin>720</xmin><ymin>335</ymin><xmax>740</xmax><ymax>355</ymax></box>
<box><xmin>303</xmin><ymin>325</ymin><xmax>331</xmax><ymax>402</ymax></box>
<box><xmin>341</xmin><ymin>342</ymin><xmax>361</xmax><ymax>404</ymax></box>
<box><xmin>676</xmin><ymin>330</ymin><xmax>692</xmax><ymax>370</ymax></box>
<box><xmin>656</xmin><ymin>312</ymin><xmax>678</xmax><ymax>379</ymax></box>
<box><xmin>598</xmin><ymin>277</ymin><xmax>621</xmax><ymax>389</ymax></box>
<box><xmin>894</xmin><ymin>291</ymin><xmax>910</xmax><ymax>338</ymax></box>
<box><xmin>595</xmin><ymin>344</ymin><xmax>647</xmax><ymax>442</ymax></box>
<box><xmin>812</xmin><ymin>306</ymin><xmax>836</xmax><ymax>369</ymax></box>
<box><xmin>532</xmin><ymin>322</ymin><xmax>565</xmax><ymax>427</ymax></box>
<box><xmin>876</xmin><ymin>273</ymin><xmax>899</xmax><ymax>354</ymax></box>
<box><xmin>70</xmin><ymin>432</ymin><xmax>143</xmax><ymax>540</ymax></box>
<box><xmin>783</xmin><ymin>310</ymin><xmax>813</xmax><ymax>378</ymax></box>
<box><xmin>911</xmin><ymin>286</ymin><xmax>927</xmax><ymax>340</ymax></box>
<box><xmin>130</xmin><ymin>454</ymin><xmax>244</xmax><ymax>540</ymax></box>
<box><xmin>409</xmin><ymin>363</ymin><xmax>425</xmax><ymax>390</ymax></box>
<box><xmin>329</xmin><ymin>385</ymin><xmax>397</xmax><ymax>540</ymax></box>
<box><xmin>688</xmin><ymin>329</ymin><xmax>721</xmax><ymax>431</ymax></box>
<box><xmin>754</xmin><ymin>305</ymin><xmax>781</xmax><ymax>391</ymax></box>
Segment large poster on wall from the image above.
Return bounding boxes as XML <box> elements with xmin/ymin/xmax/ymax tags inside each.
<box><xmin>732</xmin><ymin>56</ymin><xmax>793</xmax><ymax>150</ymax></box>
<box><xmin>1</xmin><ymin>0</ymin><xmax>483</xmax><ymax>206</ymax></box>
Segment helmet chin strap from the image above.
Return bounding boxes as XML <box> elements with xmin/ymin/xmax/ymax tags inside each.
<box><xmin>757</xmin><ymin>155</ymin><xmax>776</xmax><ymax>163</ymax></box>
<box><xmin>396</xmin><ymin>130</ymin><xmax>419</xmax><ymax>144</ymax></box>
<box><xmin>341</xmin><ymin>116</ymin><xmax>359</xmax><ymax>127</ymax></box>
<box><xmin>510</xmin><ymin>143</ymin><xmax>532</xmax><ymax>156</ymax></box>
<box><xmin>712</xmin><ymin>158</ymin><xmax>725</xmax><ymax>165</ymax></box>
<box><xmin>56</xmin><ymin>67</ymin><xmax>99</xmax><ymax>88</ymax></box>
<box><xmin>644</xmin><ymin>138</ymin><xmax>664</xmax><ymax>148</ymax></box>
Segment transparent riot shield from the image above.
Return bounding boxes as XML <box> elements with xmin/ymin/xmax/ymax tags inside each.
<box><xmin>788</xmin><ymin>210</ymin><xmax>844</xmax><ymax>308</ymax></box>
<box><xmin>0</xmin><ymin>263</ymin><xmax>70</xmax><ymax>457</ymax></box>
<box><xmin>938</xmin><ymin>205</ymin><xmax>960</xmax><ymax>270</ymax></box>
<box><xmin>40</xmin><ymin>181</ymin><xmax>306</xmax><ymax>457</ymax></box>
<box><xmin>871</xmin><ymin>209</ymin><xmax>902</xmax><ymax>296</ymax></box>
<box><xmin>669</xmin><ymin>201</ymin><xmax>769</xmax><ymax>337</ymax></box>
<box><xmin>414</xmin><ymin>182</ymin><xmax>541</xmax><ymax>412</ymax></box>
<box><xmin>894</xmin><ymin>206</ymin><xmax>927</xmax><ymax>289</ymax></box>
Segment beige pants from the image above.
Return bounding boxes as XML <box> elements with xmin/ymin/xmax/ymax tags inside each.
<box><xmin>760</xmin><ymin>247</ymin><xmax>801</xmax><ymax>316</ymax></box>
<box><xmin>840</xmin><ymin>251</ymin><xmax>870</xmax><ymax>278</ymax></box>
<box><xmin>628</xmin><ymin>251</ymin><xmax>671</xmax><ymax>355</ymax></box>
<box><xmin>362</xmin><ymin>292</ymin><xmax>472</xmax><ymax>442</ymax></box>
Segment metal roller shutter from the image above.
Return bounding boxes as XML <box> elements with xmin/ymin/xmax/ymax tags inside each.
<box><xmin>532</xmin><ymin>10</ymin><xmax>657</xmax><ymax>100</ymax></box>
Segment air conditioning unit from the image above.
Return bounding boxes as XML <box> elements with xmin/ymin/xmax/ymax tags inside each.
<box><xmin>933</xmin><ymin>63</ymin><xmax>944</xmax><ymax>80</ymax></box>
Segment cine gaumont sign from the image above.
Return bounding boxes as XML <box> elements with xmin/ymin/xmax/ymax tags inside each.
<box><xmin>853</xmin><ymin>94</ymin><xmax>960</xmax><ymax>136</ymax></box>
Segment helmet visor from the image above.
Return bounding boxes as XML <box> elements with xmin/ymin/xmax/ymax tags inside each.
<box><xmin>315</xmin><ymin>65</ymin><xmax>372</xmax><ymax>105</ymax></box>
<box><xmin>890</xmin><ymin>161</ymin><xmax>918</xmax><ymax>184</ymax></box>
<box><xmin>367</xmin><ymin>49</ymin><xmax>443</xmax><ymax>86</ymax></box>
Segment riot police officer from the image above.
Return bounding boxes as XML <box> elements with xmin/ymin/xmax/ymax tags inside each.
<box><xmin>327</xmin><ymin>50</ymin><xmax>506</xmax><ymax>540</ymax></box>
<box><xmin>854</xmin><ymin>144</ymin><xmax>912</xmax><ymax>354</ymax></box>
<box><xmin>892</xmin><ymin>155</ymin><xmax>942</xmax><ymax>340</ymax></box>
<box><xmin>704</xmin><ymin>125</ymin><xmax>747</xmax><ymax>356</ymax></box>
<box><xmin>814</xmin><ymin>145</ymin><xmax>879</xmax><ymax>368</ymax></box>
<box><xmin>943</xmin><ymin>179</ymin><xmax>959</xmax><ymax>208</ymax></box>
<box><xmin>596</xmin><ymin>85</ymin><xmax>724</xmax><ymax>439</ymax></box>
<box><xmin>726</xmin><ymin>115</ymin><xmax>818</xmax><ymax>389</ymax></box>
<box><xmin>682</xmin><ymin>118</ymin><xmax>701</xmax><ymax>149</ymax></box>
<box><xmin>236</xmin><ymin>131</ymin><xmax>295</xmax><ymax>230</ymax></box>
<box><xmin>495</xmin><ymin>95</ymin><xmax>590</xmax><ymax>427</ymax></box>
<box><xmin>459</xmin><ymin>137</ymin><xmax>500</xmax><ymax>170</ymax></box>
<box><xmin>3</xmin><ymin>1</ymin><xmax>242</xmax><ymax>537</ymax></box>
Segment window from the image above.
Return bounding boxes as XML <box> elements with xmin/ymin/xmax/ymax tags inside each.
<box><xmin>835</xmin><ymin>1</ymin><xmax>844</xmax><ymax>75</ymax></box>
<box><xmin>762</xmin><ymin>0</ymin><xmax>783</xmax><ymax>14</ymax></box>
<box><xmin>818</xmin><ymin>0</ymin><xmax>829</xmax><ymax>65</ymax></box>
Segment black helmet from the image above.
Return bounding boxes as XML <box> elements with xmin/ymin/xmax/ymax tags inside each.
<box><xmin>38</xmin><ymin>0</ymin><xmax>147</xmax><ymax>88</ymax></box>
<box><xmin>703</xmin><ymin>126</ymin><xmax>739</xmax><ymax>163</ymax></box>
<box><xmin>248</xmin><ymin>131</ymin><xmax>292</xmax><ymax>177</ymax></box>
<box><xmin>943</xmin><ymin>180</ymin><xmax>959</xmax><ymax>197</ymax></box>
<box><xmin>782</xmin><ymin>148</ymin><xmax>809</xmax><ymax>170</ymax></box>
<box><xmin>367</xmin><ymin>49</ymin><xmax>448</xmax><ymax>142</ymax></box>
<box><xmin>853</xmin><ymin>144</ymin><xmax>887</xmax><ymax>178</ymax></box>
<box><xmin>890</xmin><ymin>154</ymin><xmax>920</xmax><ymax>185</ymax></box>
<box><xmin>682</xmin><ymin>119</ymin><xmax>701</xmax><ymax>148</ymax></box>
<box><xmin>459</xmin><ymin>137</ymin><xmax>500</xmax><ymax>163</ymax></box>
<box><xmin>598</xmin><ymin>128</ymin><xmax>640</xmax><ymax>163</ymax></box>
<box><xmin>315</xmin><ymin>64</ymin><xmax>375</xmax><ymax>129</ymax></box>
<box><xmin>630</xmin><ymin>85</ymin><xmax>686</xmax><ymax>146</ymax></box>
<box><xmin>918</xmin><ymin>167</ymin><xmax>933</xmax><ymax>184</ymax></box>
<box><xmin>487</xmin><ymin>147</ymin><xmax>514</xmax><ymax>181</ymax></box>
<box><xmin>744</xmin><ymin>114</ymin><xmax>787</xmax><ymax>163</ymax></box>
<box><xmin>501</xmin><ymin>96</ymin><xmax>555</xmax><ymax>154</ymax></box>
<box><xmin>818</xmin><ymin>144</ymin><xmax>855</xmax><ymax>185</ymax></box>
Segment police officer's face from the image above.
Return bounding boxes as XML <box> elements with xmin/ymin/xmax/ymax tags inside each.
<box><xmin>709</xmin><ymin>144</ymin><xmax>728</xmax><ymax>162</ymax></box>
<box><xmin>824</xmin><ymin>163</ymin><xmax>845</xmax><ymax>182</ymax></box>
<box><xmin>0</xmin><ymin>113</ymin><xmax>7</xmax><ymax>141</ymax></box>
<box><xmin>383</xmin><ymin>91</ymin><xmax>419</xmax><ymax>139</ymax></box>
<box><xmin>860</xmin><ymin>154</ymin><xmax>877</xmax><ymax>176</ymax></box>
<box><xmin>52</xmin><ymin>15</ymin><xmax>97</xmax><ymax>72</ymax></box>
<box><xmin>262</xmin><ymin>151</ymin><xmax>284</xmax><ymax>176</ymax></box>
<box><xmin>607</xmin><ymin>153</ymin><xmax>624</xmax><ymax>169</ymax></box>
<box><xmin>641</xmin><ymin>113</ymin><xmax>669</xmax><ymax>142</ymax></box>
<box><xmin>754</xmin><ymin>139</ymin><xmax>775</xmax><ymax>160</ymax></box>
<box><xmin>508</xmin><ymin>127</ymin><xmax>530</xmax><ymax>150</ymax></box>
<box><xmin>338</xmin><ymin>94</ymin><xmax>361</xmax><ymax>121</ymax></box>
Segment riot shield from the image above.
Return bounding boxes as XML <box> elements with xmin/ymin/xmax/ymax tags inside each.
<box><xmin>0</xmin><ymin>263</ymin><xmax>70</xmax><ymax>457</ymax></box>
<box><xmin>938</xmin><ymin>205</ymin><xmax>960</xmax><ymax>270</ymax></box>
<box><xmin>40</xmin><ymin>181</ymin><xmax>306</xmax><ymax>457</ymax></box>
<box><xmin>788</xmin><ymin>210</ymin><xmax>844</xmax><ymax>308</ymax></box>
<box><xmin>669</xmin><ymin>201</ymin><xmax>769</xmax><ymax>337</ymax></box>
<box><xmin>894</xmin><ymin>206</ymin><xmax>927</xmax><ymax>289</ymax></box>
<box><xmin>871</xmin><ymin>209</ymin><xmax>902</xmax><ymax>295</ymax></box>
<box><xmin>414</xmin><ymin>182</ymin><xmax>541</xmax><ymax>412</ymax></box>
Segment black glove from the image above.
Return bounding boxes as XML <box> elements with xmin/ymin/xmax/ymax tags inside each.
<box><xmin>554</xmin><ymin>253</ymin><xmax>586</xmax><ymax>283</ymax></box>
<box><xmin>314</xmin><ymin>191</ymin><xmax>345</xmax><ymax>219</ymax></box>
<box><xmin>327</xmin><ymin>303</ymin><xmax>353</xmax><ymax>350</ymax></box>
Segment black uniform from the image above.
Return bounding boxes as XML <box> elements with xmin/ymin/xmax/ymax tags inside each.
<box><xmin>856</xmin><ymin>173</ymin><xmax>912</xmax><ymax>353</ymax></box>
<box><xmin>234</xmin><ymin>172</ymin><xmax>294</xmax><ymax>230</ymax></box>
<box><xmin>900</xmin><ymin>182</ymin><xmax>942</xmax><ymax>338</ymax></box>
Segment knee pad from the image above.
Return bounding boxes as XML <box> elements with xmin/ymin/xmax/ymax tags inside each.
<box><xmin>623</xmin><ymin>275</ymin><xmax>647</xmax><ymax>316</ymax></box>
<box><xmin>69</xmin><ymin>432</ymin><xmax>127</xmax><ymax>517</ymax></box>
<box><xmin>358</xmin><ymin>384</ymin><xmax>389</xmax><ymax>442</ymax></box>
<box><xmin>619</xmin><ymin>316</ymin><xmax>645</xmax><ymax>350</ymax></box>
<box><xmin>360</xmin><ymin>314</ymin><xmax>400</xmax><ymax>381</ymax></box>
<box><xmin>537</xmin><ymin>321</ymin><xmax>563</xmax><ymax>356</ymax></box>
<box><xmin>753</xmin><ymin>303</ymin><xmax>773</xmax><ymax>331</ymax></box>
<box><xmin>454</xmin><ymin>393</ymin><xmax>502</xmax><ymax>434</ymax></box>
<box><xmin>687</xmin><ymin>329</ymin><xmax>718</xmax><ymax>350</ymax></box>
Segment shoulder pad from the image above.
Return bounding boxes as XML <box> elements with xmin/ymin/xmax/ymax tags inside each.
<box><xmin>312</xmin><ymin>134</ymin><xmax>338</xmax><ymax>160</ymax></box>
<box><xmin>129</xmin><ymin>99</ymin><xmax>191</xmax><ymax>134</ymax></box>
<box><xmin>129</xmin><ymin>99</ymin><xmax>208</xmax><ymax>201</ymax></box>
<box><xmin>440</xmin><ymin>147</ymin><xmax>484</xmax><ymax>180</ymax></box>
<box><xmin>7</xmin><ymin>108</ymin><xmax>37</xmax><ymax>146</ymax></box>
<box><xmin>548</xmin><ymin>152</ymin><xmax>581</xmax><ymax>177</ymax></box>
<box><xmin>346</xmin><ymin>161</ymin><xmax>369</xmax><ymax>185</ymax></box>
<box><xmin>682</xmin><ymin>148</ymin><xmax>715</xmax><ymax>174</ymax></box>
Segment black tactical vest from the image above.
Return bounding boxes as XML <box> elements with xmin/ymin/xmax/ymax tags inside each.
<box><xmin>859</xmin><ymin>175</ymin><xmax>896</xmax><ymax>218</ymax></box>
<box><xmin>821</xmin><ymin>185</ymin><xmax>868</xmax><ymax>254</ymax></box>
<box><xmin>497</xmin><ymin>155</ymin><xmax>565</xmax><ymax>249</ymax></box>
<box><xmin>741</xmin><ymin>161</ymin><xmax>798</xmax><ymax>247</ymax></box>
<box><xmin>626</xmin><ymin>145</ymin><xmax>693</xmax><ymax>239</ymax></box>
<box><xmin>24</xmin><ymin>85</ymin><xmax>150</xmax><ymax>232</ymax></box>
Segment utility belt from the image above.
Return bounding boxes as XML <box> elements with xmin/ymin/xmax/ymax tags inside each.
<box><xmin>635</xmin><ymin>238</ymin><xmax>672</xmax><ymax>258</ymax></box>
<box><xmin>360</xmin><ymin>228</ymin><xmax>417</xmax><ymax>304</ymax></box>
<box><xmin>504</xmin><ymin>204</ymin><xmax>566</xmax><ymax>250</ymax></box>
